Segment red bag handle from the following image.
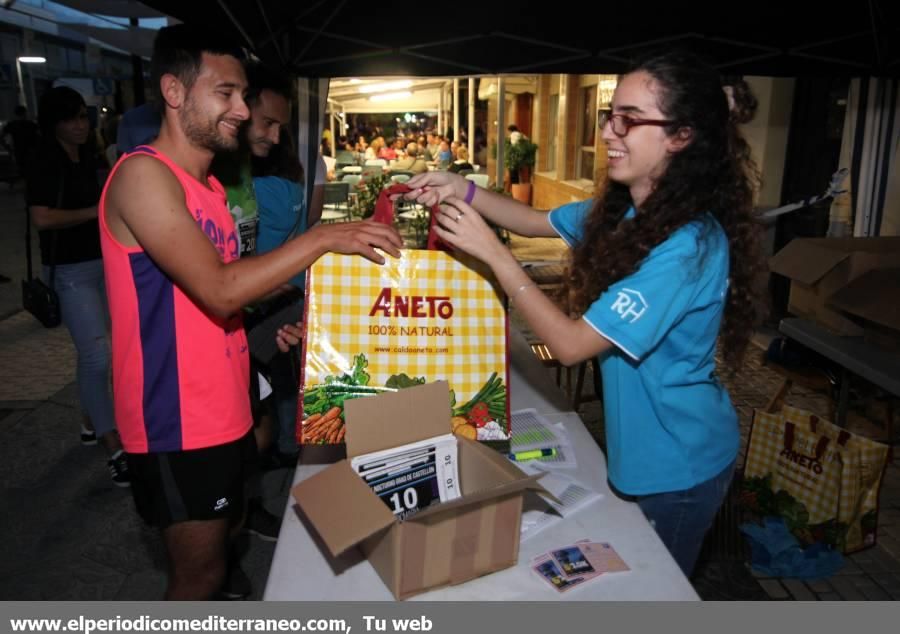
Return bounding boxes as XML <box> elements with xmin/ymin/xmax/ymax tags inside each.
<box><xmin>784</xmin><ymin>422</ymin><xmax>831</xmax><ymax>461</ymax></box>
<box><xmin>808</xmin><ymin>414</ymin><xmax>851</xmax><ymax>446</ymax></box>
<box><xmin>372</xmin><ymin>184</ymin><xmax>449</xmax><ymax>251</ymax></box>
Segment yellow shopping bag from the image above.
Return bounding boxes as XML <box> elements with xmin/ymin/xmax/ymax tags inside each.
<box><xmin>782</xmin><ymin>406</ymin><xmax>890</xmax><ymax>552</ymax></box>
<box><xmin>298</xmin><ymin>250</ymin><xmax>509</xmax><ymax>446</ymax></box>
<box><xmin>742</xmin><ymin>407</ymin><xmax>848</xmax><ymax>549</ymax></box>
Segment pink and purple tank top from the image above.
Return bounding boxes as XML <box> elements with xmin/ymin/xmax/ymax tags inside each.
<box><xmin>99</xmin><ymin>145</ymin><xmax>252</xmax><ymax>453</ymax></box>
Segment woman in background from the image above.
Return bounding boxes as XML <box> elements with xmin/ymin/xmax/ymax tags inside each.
<box><xmin>27</xmin><ymin>86</ymin><xmax>128</xmax><ymax>487</ymax></box>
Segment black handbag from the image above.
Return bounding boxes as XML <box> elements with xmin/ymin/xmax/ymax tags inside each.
<box><xmin>22</xmin><ymin>177</ymin><xmax>62</xmax><ymax>328</ymax></box>
<box><xmin>21</xmin><ymin>276</ymin><xmax>61</xmax><ymax>328</ymax></box>
<box><xmin>245</xmin><ymin>289</ymin><xmax>304</xmax><ymax>366</ymax></box>
<box><xmin>244</xmin><ymin>177</ymin><xmax>310</xmax><ymax>366</ymax></box>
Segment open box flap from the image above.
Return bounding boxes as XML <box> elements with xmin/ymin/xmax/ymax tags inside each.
<box><xmin>827</xmin><ymin>268</ymin><xmax>900</xmax><ymax>331</ymax></box>
<box><xmin>769</xmin><ymin>239</ymin><xmax>850</xmax><ymax>286</ymax></box>
<box><xmin>291</xmin><ymin>460</ymin><xmax>396</xmax><ymax>557</ymax></box>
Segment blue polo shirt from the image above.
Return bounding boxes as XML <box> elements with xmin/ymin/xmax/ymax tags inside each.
<box><xmin>549</xmin><ymin>200</ymin><xmax>739</xmax><ymax>495</ymax></box>
<box><xmin>254</xmin><ymin>175</ymin><xmax>307</xmax><ymax>291</ymax></box>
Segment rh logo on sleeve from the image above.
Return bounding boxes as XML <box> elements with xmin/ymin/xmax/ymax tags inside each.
<box><xmin>610</xmin><ymin>289</ymin><xmax>648</xmax><ymax>323</ymax></box>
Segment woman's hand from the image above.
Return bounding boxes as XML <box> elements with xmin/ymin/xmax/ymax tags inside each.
<box><xmin>391</xmin><ymin>171</ymin><xmax>468</xmax><ymax>208</ymax></box>
<box><xmin>431</xmin><ymin>197</ymin><xmax>508</xmax><ymax>264</ymax></box>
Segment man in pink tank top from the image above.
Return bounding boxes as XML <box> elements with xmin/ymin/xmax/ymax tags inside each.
<box><xmin>100</xmin><ymin>24</ymin><xmax>401</xmax><ymax>600</ymax></box>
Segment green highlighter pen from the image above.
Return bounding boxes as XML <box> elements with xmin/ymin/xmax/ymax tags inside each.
<box><xmin>508</xmin><ymin>447</ymin><xmax>557</xmax><ymax>461</ymax></box>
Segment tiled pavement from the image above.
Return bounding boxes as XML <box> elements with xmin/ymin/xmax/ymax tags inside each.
<box><xmin>1</xmin><ymin>184</ymin><xmax>898</xmax><ymax>600</ymax></box>
<box><xmin>0</xmin><ymin>185</ymin><xmax>290</xmax><ymax>600</ymax></box>
<box><xmin>720</xmin><ymin>346</ymin><xmax>900</xmax><ymax>600</ymax></box>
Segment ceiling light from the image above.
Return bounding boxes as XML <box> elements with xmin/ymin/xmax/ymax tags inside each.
<box><xmin>359</xmin><ymin>80</ymin><xmax>412</xmax><ymax>94</ymax></box>
<box><xmin>369</xmin><ymin>91</ymin><xmax>412</xmax><ymax>103</ymax></box>
<box><xmin>17</xmin><ymin>56</ymin><xmax>46</xmax><ymax>63</ymax></box>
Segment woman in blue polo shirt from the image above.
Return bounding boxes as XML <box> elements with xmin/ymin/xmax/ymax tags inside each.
<box><xmin>400</xmin><ymin>51</ymin><xmax>762</xmax><ymax>576</ymax></box>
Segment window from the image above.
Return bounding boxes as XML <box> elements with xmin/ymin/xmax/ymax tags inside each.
<box><xmin>577</xmin><ymin>85</ymin><xmax>597</xmax><ymax>181</ymax></box>
<box><xmin>546</xmin><ymin>94</ymin><xmax>558</xmax><ymax>172</ymax></box>
<box><xmin>66</xmin><ymin>48</ymin><xmax>85</xmax><ymax>73</ymax></box>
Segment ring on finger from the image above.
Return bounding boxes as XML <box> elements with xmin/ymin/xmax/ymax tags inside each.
<box><xmin>455</xmin><ymin>212</ymin><xmax>463</xmax><ymax>222</ymax></box>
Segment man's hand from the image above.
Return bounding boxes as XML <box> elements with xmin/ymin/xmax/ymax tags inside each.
<box><xmin>276</xmin><ymin>321</ymin><xmax>303</xmax><ymax>353</ymax></box>
<box><xmin>306</xmin><ymin>219</ymin><xmax>403</xmax><ymax>264</ymax></box>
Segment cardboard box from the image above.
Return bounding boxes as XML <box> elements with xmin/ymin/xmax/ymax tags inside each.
<box><xmin>827</xmin><ymin>268</ymin><xmax>900</xmax><ymax>350</ymax></box>
<box><xmin>769</xmin><ymin>237</ymin><xmax>900</xmax><ymax>335</ymax></box>
<box><xmin>291</xmin><ymin>381</ymin><xmax>545</xmax><ymax>600</ymax></box>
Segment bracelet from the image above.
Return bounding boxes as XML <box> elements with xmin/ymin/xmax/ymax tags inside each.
<box><xmin>464</xmin><ymin>179</ymin><xmax>477</xmax><ymax>205</ymax></box>
<box><xmin>510</xmin><ymin>282</ymin><xmax>536</xmax><ymax>303</ymax></box>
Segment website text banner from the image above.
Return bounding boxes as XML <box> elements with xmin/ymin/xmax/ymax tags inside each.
<box><xmin>0</xmin><ymin>602</ymin><xmax>887</xmax><ymax>634</ymax></box>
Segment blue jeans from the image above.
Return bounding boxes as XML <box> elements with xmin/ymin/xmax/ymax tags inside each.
<box><xmin>45</xmin><ymin>259</ymin><xmax>116</xmax><ymax>439</ymax></box>
<box><xmin>636</xmin><ymin>459</ymin><xmax>736</xmax><ymax>577</ymax></box>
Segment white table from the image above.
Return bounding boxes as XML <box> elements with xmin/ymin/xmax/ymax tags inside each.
<box><xmin>264</xmin><ymin>328</ymin><xmax>698</xmax><ymax>600</ymax></box>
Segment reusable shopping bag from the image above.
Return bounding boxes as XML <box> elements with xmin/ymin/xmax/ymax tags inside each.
<box><xmin>298</xmin><ymin>249</ymin><xmax>510</xmax><ymax>448</ymax></box>
<box><xmin>742</xmin><ymin>405</ymin><xmax>889</xmax><ymax>552</ymax></box>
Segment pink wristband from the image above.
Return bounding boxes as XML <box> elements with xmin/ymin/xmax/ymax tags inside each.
<box><xmin>464</xmin><ymin>179</ymin><xmax>476</xmax><ymax>205</ymax></box>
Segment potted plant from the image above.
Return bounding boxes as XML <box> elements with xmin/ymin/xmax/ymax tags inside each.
<box><xmin>504</xmin><ymin>136</ymin><xmax>538</xmax><ymax>204</ymax></box>
<box><xmin>354</xmin><ymin>173</ymin><xmax>390</xmax><ymax>219</ymax></box>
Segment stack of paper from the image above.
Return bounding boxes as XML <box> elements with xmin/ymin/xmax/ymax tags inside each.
<box><xmin>350</xmin><ymin>434</ymin><xmax>461</xmax><ymax>520</ymax></box>
<box><xmin>510</xmin><ymin>409</ymin><xmax>576</xmax><ymax>469</ymax></box>
<box><xmin>519</xmin><ymin>470</ymin><xmax>604</xmax><ymax>540</ymax></box>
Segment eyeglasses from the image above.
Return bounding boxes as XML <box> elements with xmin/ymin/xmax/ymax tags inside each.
<box><xmin>598</xmin><ymin>111</ymin><xmax>676</xmax><ymax>137</ymax></box>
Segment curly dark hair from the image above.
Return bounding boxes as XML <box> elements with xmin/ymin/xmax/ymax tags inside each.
<box><xmin>567</xmin><ymin>51</ymin><xmax>763</xmax><ymax>369</ymax></box>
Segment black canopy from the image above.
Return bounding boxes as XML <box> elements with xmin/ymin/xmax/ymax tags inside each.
<box><xmin>143</xmin><ymin>0</ymin><xmax>899</xmax><ymax>77</ymax></box>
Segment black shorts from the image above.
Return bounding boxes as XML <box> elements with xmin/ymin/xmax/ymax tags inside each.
<box><xmin>126</xmin><ymin>429</ymin><xmax>258</xmax><ymax>528</ymax></box>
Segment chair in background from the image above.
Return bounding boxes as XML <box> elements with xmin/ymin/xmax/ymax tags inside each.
<box><xmin>524</xmin><ymin>265</ymin><xmax>602</xmax><ymax>410</ymax></box>
<box><xmin>335</xmin><ymin>162</ymin><xmax>355</xmax><ymax>174</ymax></box>
<box><xmin>320</xmin><ymin>182</ymin><xmax>351</xmax><ymax>223</ymax></box>
<box><xmin>572</xmin><ymin>358</ymin><xmax>603</xmax><ymax>410</ymax></box>
<box><xmin>390</xmin><ymin>171</ymin><xmax>420</xmax><ymax>216</ymax></box>
<box><xmin>465</xmin><ymin>173</ymin><xmax>489</xmax><ymax>188</ymax></box>
<box><xmin>530</xmin><ymin>342</ymin><xmax>601</xmax><ymax>411</ymax></box>
<box><xmin>397</xmin><ymin>204</ymin><xmax>430</xmax><ymax>246</ymax></box>
<box><xmin>390</xmin><ymin>170</ymin><xmax>415</xmax><ymax>185</ymax></box>
<box><xmin>361</xmin><ymin>165</ymin><xmax>384</xmax><ymax>181</ymax></box>
<box><xmin>365</xmin><ymin>158</ymin><xmax>387</xmax><ymax>167</ymax></box>
<box><xmin>335</xmin><ymin>150</ymin><xmax>357</xmax><ymax>165</ymax></box>
<box><xmin>340</xmin><ymin>174</ymin><xmax>363</xmax><ymax>216</ymax></box>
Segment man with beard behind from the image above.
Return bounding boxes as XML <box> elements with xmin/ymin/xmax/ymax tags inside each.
<box><xmin>99</xmin><ymin>25</ymin><xmax>402</xmax><ymax>600</ymax></box>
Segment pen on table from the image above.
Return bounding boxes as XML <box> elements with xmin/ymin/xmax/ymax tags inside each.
<box><xmin>508</xmin><ymin>447</ymin><xmax>557</xmax><ymax>461</ymax></box>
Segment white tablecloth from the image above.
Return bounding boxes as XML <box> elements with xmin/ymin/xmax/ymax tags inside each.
<box><xmin>263</xmin><ymin>328</ymin><xmax>699</xmax><ymax>601</ymax></box>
